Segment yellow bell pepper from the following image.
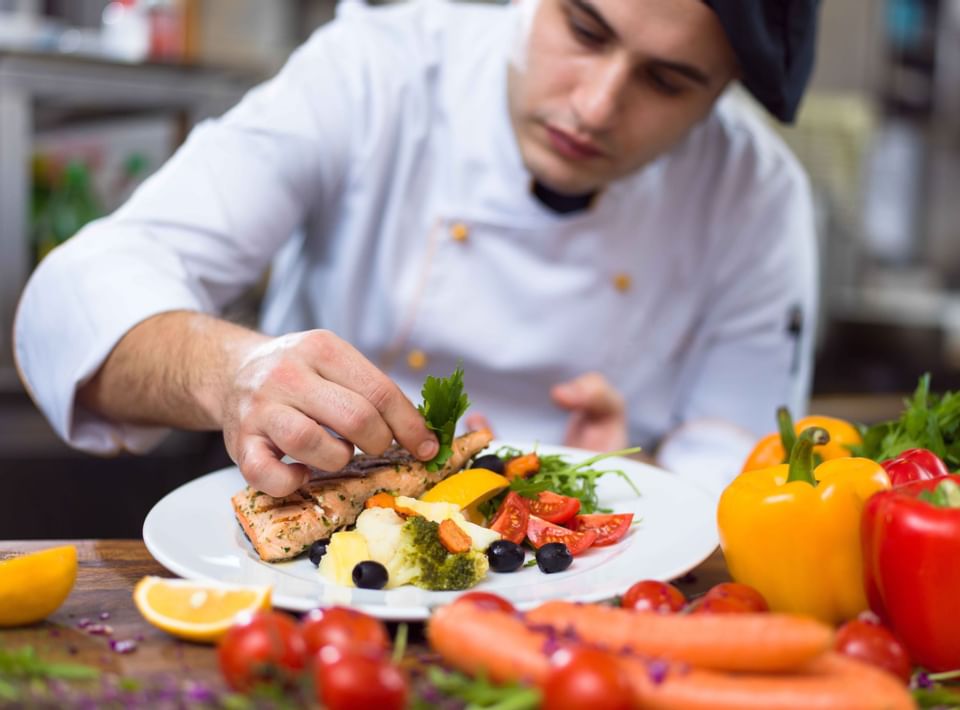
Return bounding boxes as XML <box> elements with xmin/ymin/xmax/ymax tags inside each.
<box><xmin>719</xmin><ymin>427</ymin><xmax>890</xmax><ymax>625</ymax></box>
<box><xmin>741</xmin><ymin>407</ymin><xmax>862</xmax><ymax>473</ymax></box>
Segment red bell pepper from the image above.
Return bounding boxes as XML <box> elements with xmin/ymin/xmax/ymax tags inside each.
<box><xmin>881</xmin><ymin>448</ymin><xmax>950</xmax><ymax>486</ymax></box>
<box><xmin>862</xmin><ymin>476</ymin><xmax>960</xmax><ymax>671</ymax></box>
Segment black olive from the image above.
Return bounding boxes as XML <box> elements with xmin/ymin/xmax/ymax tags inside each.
<box><xmin>307</xmin><ymin>540</ymin><xmax>329</xmax><ymax>566</ymax></box>
<box><xmin>352</xmin><ymin>560</ymin><xmax>389</xmax><ymax>590</ymax></box>
<box><xmin>486</xmin><ymin>540</ymin><xmax>525</xmax><ymax>573</ymax></box>
<box><xmin>473</xmin><ymin>454</ymin><xmax>506</xmax><ymax>475</ymax></box>
<box><xmin>535</xmin><ymin>542</ymin><xmax>572</xmax><ymax>574</ymax></box>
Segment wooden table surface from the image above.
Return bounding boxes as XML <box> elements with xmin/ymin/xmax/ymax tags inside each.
<box><xmin>0</xmin><ymin>540</ymin><xmax>731</xmax><ymax>704</ymax></box>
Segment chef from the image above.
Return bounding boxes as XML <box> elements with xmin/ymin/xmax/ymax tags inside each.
<box><xmin>15</xmin><ymin>0</ymin><xmax>820</xmax><ymax>500</ymax></box>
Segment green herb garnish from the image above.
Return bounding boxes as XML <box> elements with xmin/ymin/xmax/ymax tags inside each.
<box><xmin>0</xmin><ymin>647</ymin><xmax>99</xmax><ymax>682</ymax></box>
<box><xmin>422</xmin><ymin>667</ymin><xmax>541</xmax><ymax>710</ymax></box>
<box><xmin>417</xmin><ymin>366</ymin><xmax>470</xmax><ymax>472</ymax></box>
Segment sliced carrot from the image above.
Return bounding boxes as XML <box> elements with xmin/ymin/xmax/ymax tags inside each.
<box><xmin>525</xmin><ymin>600</ymin><xmax>832</xmax><ymax>673</ymax></box>
<box><xmin>364</xmin><ymin>492</ymin><xmax>397</xmax><ymax>510</ymax></box>
<box><xmin>426</xmin><ymin>600</ymin><xmax>551</xmax><ymax>684</ymax></box>
<box><xmin>438</xmin><ymin>519</ymin><xmax>472</xmax><ymax>554</ymax></box>
<box><xmin>504</xmin><ymin>453</ymin><xmax>540</xmax><ymax>481</ymax></box>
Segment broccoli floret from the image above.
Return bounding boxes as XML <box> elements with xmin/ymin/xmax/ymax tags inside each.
<box><xmin>388</xmin><ymin>516</ymin><xmax>489</xmax><ymax>591</ymax></box>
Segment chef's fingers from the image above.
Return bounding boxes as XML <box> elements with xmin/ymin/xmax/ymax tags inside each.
<box><xmin>466</xmin><ymin>413</ymin><xmax>495</xmax><ymax>436</ymax></box>
<box><xmin>303</xmin><ymin>330</ymin><xmax>438</xmax><ymax>461</ymax></box>
<box><xmin>296</xmin><ymin>379</ymin><xmax>395</xmax><ymax>456</ymax></box>
<box><xmin>262</xmin><ymin>403</ymin><xmax>356</xmax><ymax>474</ymax></box>
<box><xmin>237</xmin><ymin>434</ymin><xmax>311</xmax><ymax>497</ymax></box>
<box><xmin>551</xmin><ymin>372</ymin><xmax>625</xmax><ymax>417</ymax></box>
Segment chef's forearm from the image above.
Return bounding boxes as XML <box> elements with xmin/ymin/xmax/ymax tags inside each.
<box><xmin>77</xmin><ymin>311</ymin><xmax>268</xmax><ymax>431</ymax></box>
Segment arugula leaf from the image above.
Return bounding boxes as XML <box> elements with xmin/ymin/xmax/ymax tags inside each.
<box><xmin>912</xmin><ymin>686</ymin><xmax>960</xmax><ymax>709</ymax></box>
<box><xmin>423</xmin><ymin>667</ymin><xmax>541</xmax><ymax>710</ymax></box>
<box><xmin>417</xmin><ymin>366</ymin><xmax>470</xmax><ymax>472</ymax></box>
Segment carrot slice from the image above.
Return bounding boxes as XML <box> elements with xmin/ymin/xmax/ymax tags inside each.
<box><xmin>364</xmin><ymin>492</ymin><xmax>397</xmax><ymax>510</ymax></box>
<box><xmin>438</xmin><ymin>519</ymin><xmax>472</xmax><ymax>554</ymax></box>
<box><xmin>525</xmin><ymin>600</ymin><xmax>832</xmax><ymax>673</ymax></box>
<box><xmin>504</xmin><ymin>453</ymin><xmax>540</xmax><ymax>480</ymax></box>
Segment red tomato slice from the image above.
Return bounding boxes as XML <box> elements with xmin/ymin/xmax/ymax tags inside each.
<box><xmin>527</xmin><ymin>491</ymin><xmax>581</xmax><ymax>524</ymax></box>
<box><xmin>573</xmin><ymin>513</ymin><xmax>633</xmax><ymax>547</ymax></box>
<box><xmin>489</xmin><ymin>492</ymin><xmax>530</xmax><ymax>544</ymax></box>
<box><xmin>526</xmin><ymin>515</ymin><xmax>597</xmax><ymax>555</ymax></box>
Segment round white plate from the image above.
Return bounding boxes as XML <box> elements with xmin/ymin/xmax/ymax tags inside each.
<box><xmin>143</xmin><ymin>441</ymin><xmax>718</xmax><ymax>620</ymax></box>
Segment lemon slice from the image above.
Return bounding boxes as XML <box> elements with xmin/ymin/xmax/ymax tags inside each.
<box><xmin>420</xmin><ymin>468</ymin><xmax>510</xmax><ymax>509</ymax></box>
<box><xmin>133</xmin><ymin>577</ymin><xmax>271</xmax><ymax>643</ymax></box>
<box><xmin>0</xmin><ymin>545</ymin><xmax>77</xmax><ymax>627</ymax></box>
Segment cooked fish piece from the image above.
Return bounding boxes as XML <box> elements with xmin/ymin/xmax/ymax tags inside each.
<box><xmin>232</xmin><ymin>429</ymin><xmax>494</xmax><ymax>562</ymax></box>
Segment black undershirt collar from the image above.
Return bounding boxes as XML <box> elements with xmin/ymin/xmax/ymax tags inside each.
<box><xmin>531</xmin><ymin>179</ymin><xmax>599</xmax><ymax>215</ymax></box>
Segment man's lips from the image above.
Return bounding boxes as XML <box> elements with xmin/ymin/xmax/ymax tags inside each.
<box><xmin>544</xmin><ymin>125</ymin><xmax>605</xmax><ymax>160</ymax></box>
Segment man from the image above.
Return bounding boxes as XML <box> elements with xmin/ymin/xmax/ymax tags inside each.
<box><xmin>15</xmin><ymin>0</ymin><xmax>820</xmax><ymax>499</ymax></box>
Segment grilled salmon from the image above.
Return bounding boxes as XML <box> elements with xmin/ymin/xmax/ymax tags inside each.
<box><xmin>232</xmin><ymin>429</ymin><xmax>494</xmax><ymax>562</ymax></box>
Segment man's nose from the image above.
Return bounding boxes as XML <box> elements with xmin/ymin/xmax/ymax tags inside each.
<box><xmin>571</xmin><ymin>57</ymin><xmax>630</xmax><ymax>133</ymax></box>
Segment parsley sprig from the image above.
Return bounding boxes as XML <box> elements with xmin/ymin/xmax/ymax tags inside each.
<box><xmin>419</xmin><ymin>667</ymin><xmax>540</xmax><ymax>710</ymax></box>
<box><xmin>417</xmin><ymin>366</ymin><xmax>471</xmax><ymax>472</ymax></box>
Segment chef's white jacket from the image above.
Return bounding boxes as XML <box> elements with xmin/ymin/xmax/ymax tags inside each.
<box><xmin>15</xmin><ymin>0</ymin><xmax>818</xmax><ymax>498</ymax></box>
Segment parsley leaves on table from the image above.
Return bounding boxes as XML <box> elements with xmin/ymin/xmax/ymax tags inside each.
<box><xmin>854</xmin><ymin>373</ymin><xmax>960</xmax><ymax>468</ymax></box>
<box><xmin>417</xmin><ymin>366</ymin><xmax>471</xmax><ymax>472</ymax></box>
<box><xmin>417</xmin><ymin>667</ymin><xmax>541</xmax><ymax>710</ymax></box>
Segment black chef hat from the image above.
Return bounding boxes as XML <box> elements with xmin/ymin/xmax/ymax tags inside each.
<box><xmin>703</xmin><ymin>0</ymin><xmax>821</xmax><ymax>123</ymax></box>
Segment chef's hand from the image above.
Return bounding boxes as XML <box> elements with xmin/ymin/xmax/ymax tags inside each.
<box><xmin>221</xmin><ymin>329</ymin><xmax>438</xmax><ymax>497</ymax></box>
<box><xmin>551</xmin><ymin>372</ymin><xmax>628</xmax><ymax>452</ymax></box>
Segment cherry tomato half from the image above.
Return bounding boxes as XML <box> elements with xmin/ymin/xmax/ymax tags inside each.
<box><xmin>526</xmin><ymin>515</ymin><xmax>597</xmax><ymax>556</ymax></box>
<box><xmin>314</xmin><ymin>647</ymin><xmax>408</xmax><ymax>710</ymax></box>
<box><xmin>454</xmin><ymin>591</ymin><xmax>516</xmax><ymax>614</ymax></box>
<box><xmin>489</xmin><ymin>492</ymin><xmax>530</xmax><ymax>545</ymax></box>
<box><xmin>217</xmin><ymin>611</ymin><xmax>308</xmax><ymax>691</ymax></box>
<box><xmin>835</xmin><ymin>619</ymin><xmax>913</xmax><ymax>683</ymax></box>
<box><xmin>542</xmin><ymin>647</ymin><xmax>631</xmax><ymax>710</ymax></box>
<box><xmin>573</xmin><ymin>513</ymin><xmax>634</xmax><ymax>547</ymax></box>
<box><xmin>527</xmin><ymin>492</ymin><xmax>581</xmax><ymax>524</ymax></box>
<box><xmin>621</xmin><ymin>580</ymin><xmax>686</xmax><ymax>613</ymax></box>
<box><xmin>301</xmin><ymin>606</ymin><xmax>390</xmax><ymax>657</ymax></box>
<box><xmin>701</xmin><ymin>583</ymin><xmax>769</xmax><ymax>613</ymax></box>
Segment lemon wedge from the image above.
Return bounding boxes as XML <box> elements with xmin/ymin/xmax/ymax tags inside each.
<box><xmin>420</xmin><ymin>468</ymin><xmax>510</xmax><ymax>509</ymax></box>
<box><xmin>0</xmin><ymin>545</ymin><xmax>77</xmax><ymax>627</ymax></box>
<box><xmin>133</xmin><ymin>577</ymin><xmax>271</xmax><ymax>643</ymax></box>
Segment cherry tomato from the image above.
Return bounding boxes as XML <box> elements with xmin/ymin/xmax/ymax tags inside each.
<box><xmin>301</xmin><ymin>606</ymin><xmax>390</xmax><ymax>656</ymax></box>
<box><xmin>217</xmin><ymin>611</ymin><xmax>308</xmax><ymax>691</ymax></box>
<box><xmin>489</xmin><ymin>492</ymin><xmax>530</xmax><ymax>545</ymax></box>
<box><xmin>542</xmin><ymin>647</ymin><xmax>631</xmax><ymax>710</ymax></box>
<box><xmin>835</xmin><ymin>619</ymin><xmax>912</xmax><ymax>683</ymax></box>
<box><xmin>314</xmin><ymin>647</ymin><xmax>408</xmax><ymax>710</ymax></box>
<box><xmin>453</xmin><ymin>591</ymin><xmax>516</xmax><ymax>613</ymax></box>
<box><xmin>621</xmin><ymin>580</ymin><xmax>686</xmax><ymax>613</ymax></box>
<box><xmin>689</xmin><ymin>595</ymin><xmax>755</xmax><ymax>614</ymax></box>
<box><xmin>573</xmin><ymin>513</ymin><xmax>634</xmax><ymax>547</ymax></box>
<box><xmin>702</xmin><ymin>583</ymin><xmax>768</xmax><ymax>612</ymax></box>
<box><xmin>526</xmin><ymin>515</ymin><xmax>597</xmax><ymax>555</ymax></box>
<box><xmin>527</xmin><ymin>492</ymin><xmax>581</xmax><ymax>524</ymax></box>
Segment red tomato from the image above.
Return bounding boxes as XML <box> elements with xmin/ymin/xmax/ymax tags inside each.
<box><xmin>314</xmin><ymin>647</ymin><xmax>408</xmax><ymax>710</ymax></box>
<box><xmin>835</xmin><ymin>619</ymin><xmax>913</xmax><ymax>683</ymax></box>
<box><xmin>542</xmin><ymin>647</ymin><xmax>631</xmax><ymax>710</ymax></box>
<box><xmin>489</xmin><ymin>492</ymin><xmax>530</xmax><ymax>544</ymax></box>
<box><xmin>526</xmin><ymin>515</ymin><xmax>597</xmax><ymax>555</ymax></box>
<box><xmin>527</xmin><ymin>491</ymin><xmax>581</xmax><ymax>524</ymax></box>
<box><xmin>453</xmin><ymin>591</ymin><xmax>516</xmax><ymax>614</ymax></box>
<box><xmin>701</xmin><ymin>582</ymin><xmax>769</xmax><ymax>613</ymax></box>
<box><xmin>217</xmin><ymin>611</ymin><xmax>308</xmax><ymax>691</ymax></box>
<box><xmin>689</xmin><ymin>595</ymin><xmax>755</xmax><ymax>614</ymax></box>
<box><xmin>621</xmin><ymin>580</ymin><xmax>686</xmax><ymax>613</ymax></box>
<box><xmin>573</xmin><ymin>513</ymin><xmax>634</xmax><ymax>546</ymax></box>
<box><xmin>301</xmin><ymin>606</ymin><xmax>390</xmax><ymax>656</ymax></box>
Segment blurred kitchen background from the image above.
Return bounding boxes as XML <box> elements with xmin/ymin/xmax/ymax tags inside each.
<box><xmin>0</xmin><ymin>0</ymin><xmax>958</xmax><ymax>537</ymax></box>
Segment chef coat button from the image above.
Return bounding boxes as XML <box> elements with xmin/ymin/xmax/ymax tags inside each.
<box><xmin>407</xmin><ymin>349</ymin><xmax>428</xmax><ymax>371</ymax></box>
<box><xmin>613</xmin><ymin>273</ymin><xmax>632</xmax><ymax>292</ymax></box>
<box><xmin>450</xmin><ymin>222</ymin><xmax>470</xmax><ymax>242</ymax></box>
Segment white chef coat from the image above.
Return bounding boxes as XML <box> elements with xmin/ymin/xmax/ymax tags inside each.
<box><xmin>14</xmin><ymin>0</ymin><xmax>818</xmax><ymax>498</ymax></box>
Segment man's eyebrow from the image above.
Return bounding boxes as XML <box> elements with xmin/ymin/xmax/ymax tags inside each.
<box><xmin>568</xmin><ymin>0</ymin><xmax>616</xmax><ymax>38</ymax></box>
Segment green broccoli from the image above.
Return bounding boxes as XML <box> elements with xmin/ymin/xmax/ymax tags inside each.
<box><xmin>386</xmin><ymin>516</ymin><xmax>489</xmax><ymax>591</ymax></box>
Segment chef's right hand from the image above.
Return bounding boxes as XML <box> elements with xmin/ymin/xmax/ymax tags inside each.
<box><xmin>219</xmin><ymin>329</ymin><xmax>438</xmax><ymax>497</ymax></box>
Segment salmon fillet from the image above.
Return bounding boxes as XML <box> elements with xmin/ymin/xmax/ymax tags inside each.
<box><xmin>232</xmin><ymin>429</ymin><xmax>494</xmax><ymax>562</ymax></box>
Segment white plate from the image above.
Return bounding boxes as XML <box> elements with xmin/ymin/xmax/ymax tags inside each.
<box><xmin>143</xmin><ymin>441</ymin><xmax>718</xmax><ymax>620</ymax></box>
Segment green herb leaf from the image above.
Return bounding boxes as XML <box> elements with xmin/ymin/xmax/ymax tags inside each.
<box><xmin>0</xmin><ymin>647</ymin><xmax>99</xmax><ymax>682</ymax></box>
<box><xmin>424</xmin><ymin>667</ymin><xmax>541</xmax><ymax>710</ymax></box>
<box><xmin>913</xmin><ymin>686</ymin><xmax>960</xmax><ymax>709</ymax></box>
<box><xmin>918</xmin><ymin>479</ymin><xmax>960</xmax><ymax>508</ymax></box>
<box><xmin>418</xmin><ymin>366</ymin><xmax>470</xmax><ymax>472</ymax></box>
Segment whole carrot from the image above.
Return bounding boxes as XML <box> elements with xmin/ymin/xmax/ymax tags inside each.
<box><xmin>526</xmin><ymin>600</ymin><xmax>832</xmax><ymax>673</ymax></box>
